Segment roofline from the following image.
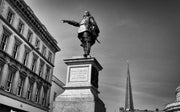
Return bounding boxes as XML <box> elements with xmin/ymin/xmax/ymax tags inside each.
<box><xmin>7</xmin><ymin>0</ymin><xmax>60</xmax><ymax>52</ymax></box>
<box><xmin>52</xmin><ymin>75</ymin><xmax>65</xmax><ymax>88</ymax></box>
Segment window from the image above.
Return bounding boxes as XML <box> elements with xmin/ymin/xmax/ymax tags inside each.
<box><xmin>17</xmin><ymin>20</ymin><xmax>24</xmax><ymax>34</ymax></box>
<box><xmin>6</xmin><ymin>8</ymin><xmax>14</xmax><ymax>24</ymax></box>
<box><xmin>48</xmin><ymin>51</ymin><xmax>52</xmax><ymax>62</ymax></box>
<box><xmin>5</xmin><ymin>69</ymin><xmax>15</xmax><ymax>92</ymax></box>
<box><xmin>0</xmin><ymin>32</ymin><xmax>9</xmax><ymax>51</ymax></box>
<box><xmin>23</xmin><ymin>46</ymin><xmax>30</xmax><ymax>66</ymax></box>
<box><xmin>35</xmin><ymin>38</ymin><xmax>40</xmax><ymax>50</ymax></box>
<box><xmin>35</xmin><ymin>87</ymin><xmax>40</xmax><ymax>103</ymax></box>
<box><xmin>0</xmin><ymin>63</ymin><xmax>4</xmax><ymax>83</ymax></box>
<box><xmin>0</xmin><ymin>64</ymin><xmax>2</xmax><ymax>75</ymax></box>
<box><xmin>26</xmin><ymin>81</ymin><xmax>33</xmax><ymax>100</ymax></box>
<box><xmin>12</xmin><ymin>43</ymin><xmax>19</xmax><ymax>59</ymax></box>
<box><xmin>27</xmin><ymin>30</ymin><xmax>32</xmax><ymax>42</ymax></box>
<box><xmin>0</xmin><ymin>27</ymin><xmax>11</xmax><ymax>51</ymax></box>
<box><xmin>39</xmin><ymin>60</ymin><xmax>44</xmax><ymax>77</ymax></box>
<box><xmin>23</xmin><ymin>51</ymin><xmax>29</xmax><ymax>66</ymax></box>
<box><xmin>42</xmin><ymin>89</ymin><xmax>47</xmax><ymax>106</ymax></box>
<box><xmin>42</xmin><ymin>45</ymin><xmax>46</xmax><ymax>57</ymax></box>
<box><xmin>17</xmin><ymin>75</ymin><xmax>25</xmax><ymax>96</ymax></box>
<box><xmin>31</xmin><ymin>53</ymin><xmax>38</xmax><ymax>72</ymax></box>
<box><xmin>45</xmin><ymin>66</ymin><xmax>50</xmax><ymax>81</ymax></box>
<box><xmin>53</xmin><ymin>92</ymin><xmax>57</xmax><ymax>101</ymax></box>
<box><xmin>12</xmin><ymin>37</ymin><xmax>22</xmax><ymax>59</ymax></box>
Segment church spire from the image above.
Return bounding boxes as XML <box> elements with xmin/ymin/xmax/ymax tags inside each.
<box><xmin>125</xmin><ymin>61</ymin><xmax>134</xmax><ymax>111</ymax></box>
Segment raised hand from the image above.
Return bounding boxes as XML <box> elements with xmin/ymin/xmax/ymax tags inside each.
<box><xmin>62</xmin><ymin>20</ymin><xmax>68</xmax><ymax>23</ymax></box>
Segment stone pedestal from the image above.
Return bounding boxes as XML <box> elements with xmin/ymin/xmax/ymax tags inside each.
<box><xmin>53</xmin><ymin>57</ymin><xmax>106</xmax><ymax>112</ymax></box>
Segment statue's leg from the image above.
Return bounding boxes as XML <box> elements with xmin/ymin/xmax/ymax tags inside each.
<box><xmin>78</xmin><ymin>33</ymin><xmax>85</xmax><ymax>47</ymax></box>
<box><xmin>86</xmin><ymin>40</ymin><xmax>91</xmax><ymax>56</ymax></box>
<box><xmin>83</xmin><ymin>45</ymin><xmax>88</xmax><ymax>57</ymax></box>
<box><xmin>83</xmin><ymin>32</ymin><xmax>91</xmax><ymax>57</ymax></box>
<box><xmin>83</xmin><ymin>41</ymin><xmax>88</xmax><ymax>57</ymax></box>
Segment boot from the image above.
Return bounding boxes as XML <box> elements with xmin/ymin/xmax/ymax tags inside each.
<box><xmin>83</xmin><ymin>54</ymin><xmax>87</xmax><ymax>58</ymax></box>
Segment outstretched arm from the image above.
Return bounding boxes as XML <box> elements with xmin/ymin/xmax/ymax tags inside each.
<box><xmin>62</xmin><ymin>20</ymin><xmax>80</xmax><ymax>27</ymax></box>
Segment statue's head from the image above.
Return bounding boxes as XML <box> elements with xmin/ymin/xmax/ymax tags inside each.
<box><xmin>83</xmin><ymin>11</ymin><xmax>91</xmax><ymax>17</ymax></box>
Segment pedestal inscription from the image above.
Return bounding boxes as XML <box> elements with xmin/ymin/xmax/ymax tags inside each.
<box><xmin>69</xmin><ymin>66</ymin><xmax>89</xmax><ymax>82</ymax></box>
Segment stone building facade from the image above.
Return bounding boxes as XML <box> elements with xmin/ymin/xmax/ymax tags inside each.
<box><xmin>49</xmin><ymin>75</ymin><xmax>64</xmax><ymax>112</ymax></box>
<box><xmin>0</xmin><ymin>0</ymin><xmax>60</xmax><ymax>112</ymax></box>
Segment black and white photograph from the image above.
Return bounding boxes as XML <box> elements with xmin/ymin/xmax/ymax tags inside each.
<box><xmin>0</xmin><ymin>0</ymin><xmax>180</xmax><ymax>112</ymax></box>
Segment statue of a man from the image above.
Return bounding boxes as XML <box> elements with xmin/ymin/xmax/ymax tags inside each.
<box><xmin>62</xmin><ymin>11</ymin><xmax>100</xmax><ymax>57</ymax></box>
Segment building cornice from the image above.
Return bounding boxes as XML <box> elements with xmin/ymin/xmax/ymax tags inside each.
<box><xmin>6</xmin><ymin>0</ymin><xmax>60</xmax><ymax>53</ymax></box>
<box><xmin>52</xmin><ymin>75</ymin><xmax>65</xmax><ymax>88</ymax></box>
<box><xmin>0</xmin><ymin>15</ymin><xmax>55</xmax><ymax>67</ymax></box>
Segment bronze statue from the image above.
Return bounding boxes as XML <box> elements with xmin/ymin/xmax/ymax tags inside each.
<box><xmin>62</xmin><ymin>11</ymin><xmax>100</xmax><ymax>57</ymax></box>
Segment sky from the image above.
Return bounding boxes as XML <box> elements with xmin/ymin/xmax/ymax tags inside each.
<box><xmin>24</xmin><ymin>0</ymin><xmax>180</xmax><ymax>112</ymax></box>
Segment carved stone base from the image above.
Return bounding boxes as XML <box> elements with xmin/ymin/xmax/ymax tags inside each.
<box><xmin>53</xmin><ymin>87</ymin><xmax>106</xmax><ymax>112</ymax></box>
<box><xmin>53</xmin><ymin>57</ymin><xmax>106</xmax><ymax>112</ymax></box>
